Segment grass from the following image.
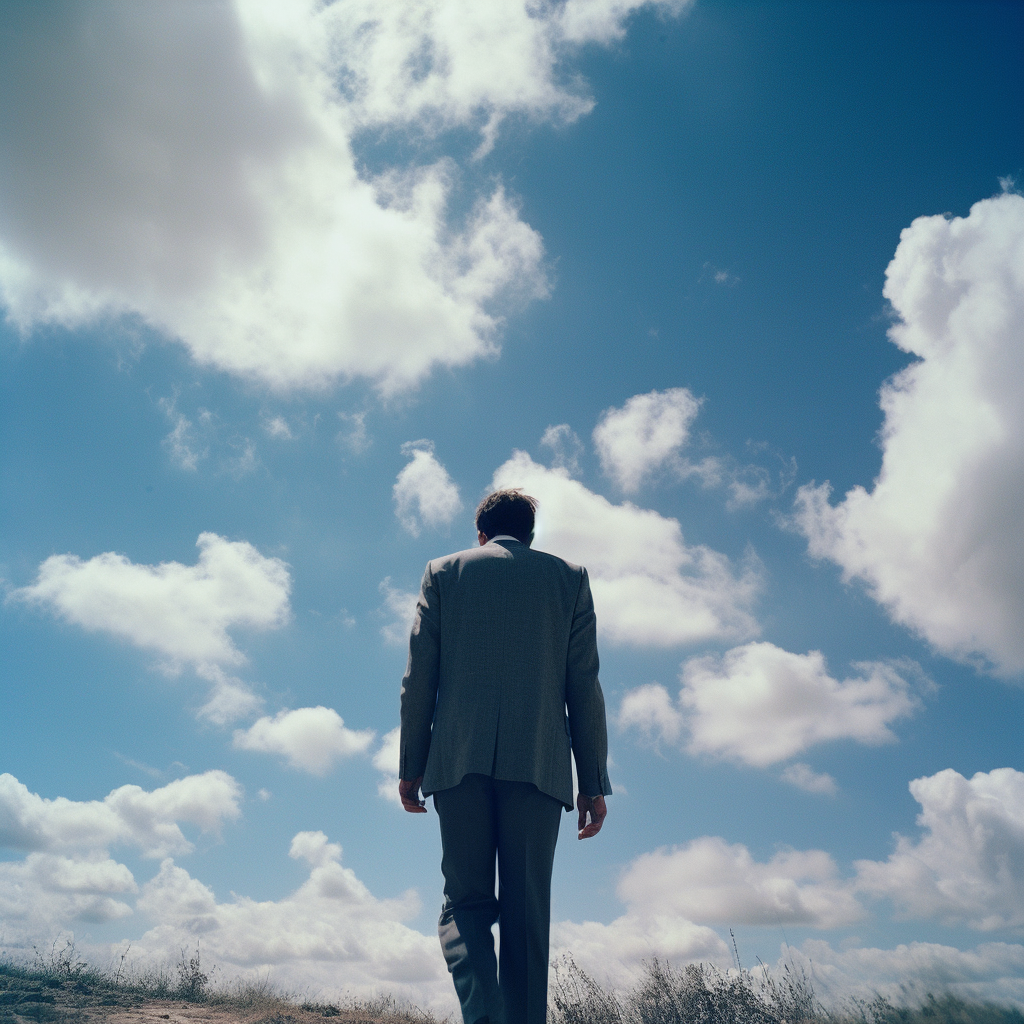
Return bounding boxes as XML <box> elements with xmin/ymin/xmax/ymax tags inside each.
<box><xmin>3</xmin><ymin>940</ymin><xmax>1022</xmax><ymax>1024</ymax></box>
<box><xmin>0</xmin><ymin>939</ymin><xmax>445</xmax><ymax>1024</ymax></box>
<box><xmin>550</xmin><ymin>955</ymin><xmax>1024</xmax><ymax>1024</ymax></box>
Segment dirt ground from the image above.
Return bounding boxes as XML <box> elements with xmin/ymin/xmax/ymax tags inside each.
<box><xmin>74</xmin><ymin>1001</ymin><xmax>400</xmax><ymax>1024</ymax></box>
<box><xmin>0</xmin><ymin>972</ymin><xmax>439</xmax><ymax>1024</ymax></box>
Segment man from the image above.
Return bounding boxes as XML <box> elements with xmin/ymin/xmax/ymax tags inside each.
<box><xmin>399</xmin><ymin>489</ymin><xmax>610</xmax><ymax>1024</ymax></box>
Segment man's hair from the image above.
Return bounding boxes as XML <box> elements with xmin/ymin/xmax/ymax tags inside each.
<box><xmin>475</xmin><ymin>489</ymin><xmax>538</xmax><ymax>545</ymax></box>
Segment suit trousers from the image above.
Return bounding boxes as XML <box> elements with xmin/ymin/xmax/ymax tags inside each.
<box><xmin>433</xmin><ymin>774</ymin><xmax>563</xmax><ymax>1024</ymax></box>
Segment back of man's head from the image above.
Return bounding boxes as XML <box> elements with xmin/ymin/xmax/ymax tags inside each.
<box><xmin>475</xmin><ymin>489</ymin><xmax>538</xmax><ymax>545</ymax></box>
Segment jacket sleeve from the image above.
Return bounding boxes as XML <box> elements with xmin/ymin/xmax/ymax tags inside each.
<box><xmin>399</xmin><ymin>563</ymin><xmax>441</xmax><ymax>780</ymax></box>
<box><xmin>565</xmin><ymin>568</ymin><xmax>611</xmax><ymax>799</ymax></box>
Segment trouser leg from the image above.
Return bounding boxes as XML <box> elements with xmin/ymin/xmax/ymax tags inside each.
<box><xmin>434</xmin><ymin>774</ymin><xmax>504</xmax><ymax>1024</ymax></box>
<box><xmin>494</xmin><ymin>780</ymin><xmax>562</xmax><ymax>1024</ymax></box>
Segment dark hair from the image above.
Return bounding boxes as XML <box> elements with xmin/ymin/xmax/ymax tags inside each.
<box><xmin>475</xmin><ymin>489</ymin><xmax>538</xmax><ymax>545</ymax></box>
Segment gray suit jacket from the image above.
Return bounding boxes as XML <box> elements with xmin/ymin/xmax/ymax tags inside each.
<box><xmin>399</xmin><ymin>538</ymin><xmax>611</xmax><ymax>811</ymax></box>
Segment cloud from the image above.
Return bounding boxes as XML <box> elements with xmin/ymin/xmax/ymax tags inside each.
<box><xmin>593</xmin><ymin>388</ymin><xmax>704</xmax><ymax>493</ymax></box>
<box><xmin>540</xmin><ymin>423</ymin><xmax>584</xmax><ymax>476</ymax></box>
<box><xmin>491</xmin><ymin>451</ymin><xmax>760</xmax><ymax>646</ymax></box>
<box><xmin>162</xmin><ymin>413</ymin><xmax>206</xmax><ymax>471</ymax></box>
<box><xmin>619</xmin><ymin>838</ymin><xmax>863</xmax><ymax>930</ymax></box>
<box><xmin>0</xmin><ymin>853</ymin><xmax>138</xmax><ymax>939</ymax></box>
<box><xmin>128</xmin><ymin>832</ymin><xmax>451</xmax><ymax>1008</ymax></box>
<box><xmin>621</xmin><ymin>645</ymin><xmax>921</xmax><ymax>767</ymax></box>
<box><xmin>552</xmin><ymin>831</ymin><xmax>860</xmax><ymax>991</ymax></box>
<box><xmin>793</xmin><ymin>193</ymin><xmax>1024</xmax><ymax>676</ymax></box>
<box><xmin>11</xmin><ymin>533</ymin><xmax>291</xmax><ymax>674</ymax></box>
<box><xmin>855</xmin><ymin>767</ymin><xmax>1024</xmax><ymax>931</ymax></box>
<box><xmin>337</xmin><ymin>410</ymin><xmax>371</xmax><ymax>454</ymax></box>
<box><xmin>378</xmin><ymin>577</ymin><xmax>420</xmax><ymax>646</ymax></box>
<box><xmin>373</xmin><ymin>727</ymin><xmax>402</xmax><ymax>805</ymax></box>
<box><xmin>232</xmin><ymin>707</ymin><xmax>374</xmax><ymax>776</ymax></box>
<box><xmin>0</xmin><ymin>770</ymin><xmax>241</xmax><ymax>867</ymax></box>
<box><xmin>393</xmin><ymin>440</ymin><xmax>463</xmax><ymax>537</ymax></box>
<box><xmin>791</xmin><ymin>939</ymin><xmax>1024</xmax><ymax>1009</ymax></box>
<box><xmin>0</xmin><ymin>1</ymin><xmax>689</xmax><ymax>393</ymax></box>
<box><xmin>196</xmin><ymin>665</ymin><xmax>265</xmax><ymax>726</ymax></box>
<box><xmin>780</xmin><ymin>763</ymin><xmax>838</xmax><ymax>796</ymax></box>
<box><xmin>262</xmin><ymin>415</ymin><xmax>293</xmax><ymax>440</ymax></box>
<box><xmin>618</xmin><ymin>682</ymin><xmax>685</xmax><ymax>745</ymax></box>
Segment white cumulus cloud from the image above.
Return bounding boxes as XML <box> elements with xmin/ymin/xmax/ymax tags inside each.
<box><xmin>393</xmin><ymin>440</ymin><xmax>463</xmax><ymax>536</ymax></box>
<box><xmin>793</xmin><ymin>192</ymin><xmax>1024</xmax><ymax>676</ymax></box>
<box><xmin>0</xmin><ymin>0</ymin><xmax>689</xmax><ymax>394</ymax></box>
<box><xmin>551</xmin><ymin>831</ymin><xmax>861</xmax><ymax>992</ymax></box>
<box><xmin>232</xmin><ymin>706</ymin><xmax>375</xmax><ymax>776</ymax></box>
<box><xmin>0</xmin><ymin>771</ymin><xmax>242</xmax><ymax>944</ymax></box>
<box><xmin>129</xmin><ymin>832</ymin><xmax>450</xmax><ymax>1008</ymax></box>
<box><xmin>620</xmin><ymin>644</ymin><xmax>922</xmax><ymax>768</ymax></box>
<box><xmin>619</xmin><ymin>837</ymin><xmax>863</xmax><ymax>930</ymax></box>
<box><xmin>0</xmin><ymin>771</ymin><xmax>242</xmax><ymax>859</ymax></box>
<box><xmin>855</xmin><ymin>767</ymin><xmax>1024</xmax><ymax>931</ymax></box>
<box><xmin>593</xmin><ymin>387</ymin><xmax>704</xmax><ymax>492</ymax></box>
<box><xmin>11</xmin><ymin>533</ymin><xmax>290</xmax><ymax>672</ymax></box>
<box><xmin>491</xmin><ymin>451</ymin><xmax>760</xmax><ymax>646</ymax></box>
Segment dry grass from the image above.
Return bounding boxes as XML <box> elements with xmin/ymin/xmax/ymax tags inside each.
<box><xmin>549</xmin><ymin>954</ymin><xmax>1024</xmax><ymax>1024</ymax></box>
<box><xmin>0</xmin><ymin>941</ymin><xmax>444</xmax><ymax>1024</ymax></box>
<box><xmin>5</xmin><ymin>940</ymin><xmax>1023</xmax><ymax>1024</ymax></box>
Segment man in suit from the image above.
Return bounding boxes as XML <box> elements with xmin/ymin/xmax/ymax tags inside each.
<box><xmin>399</xmin><ymin>489</ymin><xmax>610</xmax><ymax>1024</ymax></box>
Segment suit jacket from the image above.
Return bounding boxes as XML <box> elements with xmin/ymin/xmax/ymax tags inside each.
<box><xmin>399</xmin><ymin>538</ymin><xmax>611</xmax><ymax>811</ymax></box>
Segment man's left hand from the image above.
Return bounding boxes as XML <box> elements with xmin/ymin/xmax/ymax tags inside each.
<box><xmin>576</xmin><ymin>793</ymin><xmax>607</xmax><ymax>839</ymax></box>
<box><xmin>399</xmin><ymin>777</ymin><xmax>427</xmax><ymax>813</ymax></box>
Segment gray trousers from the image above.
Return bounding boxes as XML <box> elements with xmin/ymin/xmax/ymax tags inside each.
<box><xmin>433</xmin><ymin>774</ymin><xmax>563</xmax><ymax>1024</ymax></box>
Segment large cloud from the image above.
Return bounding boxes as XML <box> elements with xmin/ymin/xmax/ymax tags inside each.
<box><xmin>794</xmin><ymin>192</ymin><xmax>1024</xmax><ymax>676</ymax></box>
<box><xmin>0</xmin><ymin>0</ymin><xmax>689</xmax><ymax>393</ymax></box>
<box><xmin>11</xmin><ymin>533</ymin><xmax>290</xmax><ymax>671</ymax></box>
<box><xmin>0</xmin><ymin>771</ymin><xmax>242</xmax><ymax>859</ymax></box>
<box><xmin>618</xmin><ymin>838</ymin><xmax>863</xmax><ymax>930</ymax></box>
<box><xmin>10</xmin><ymin>533</ymin><xmax>290</xmax><ymax>722</ymax></box>
<box><xmin>551</xmin><ymin>834</ymin><xmax>860</xmax><ymax>992</ymax></box>
<box><xmin>0</xmin><ymin>771</ymin><xmax>242</xmax><ymax>945</ymax></box>
<box><xmin>129</xmin><ymin>831</ymin><xmax>453</xmax><ymax>1009</ymax></box>
<box><xmin>491</xmin><ymin>451</ymin><xmax>760</xmax><ymax>646</ymax></box>
<box><xmin>619</xmin><ymin>643</ymin><xmax>922</xmax><ymax>769</ymax></box>
<box><xmin>855</xmin><ymin>767</ymin><xmax>1024</xmax><ymax>931</ymax></box>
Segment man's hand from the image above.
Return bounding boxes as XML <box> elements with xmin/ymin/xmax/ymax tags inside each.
<box><xmin>576</xmin><ymin>793</ymin><xmax>607</xmax><ymax>839</ymax></box>
<box><xmin>399</xmin><ymin>777</ymin><xmax>427</xmax><ymax>813</ymax></box>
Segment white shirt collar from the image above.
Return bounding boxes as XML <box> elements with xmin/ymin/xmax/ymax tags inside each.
<box><xmin>489</xmin><ymin>535</ymin><xmax>521</xmax><ymax>543</ymax></box>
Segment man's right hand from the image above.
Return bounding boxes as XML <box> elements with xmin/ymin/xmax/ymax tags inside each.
<box><xmin>399</xmin><ymin>777</ymin><xmax>427</xmax><ymax>813</ymax></box>
<box><xmin>576</xmin><ymin>793</ymin><xmax>607</xmax><ymax>839</ymax></box>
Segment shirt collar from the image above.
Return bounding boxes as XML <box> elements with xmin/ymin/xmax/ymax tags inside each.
<box><xmin>489</xmin><ymin>534</ymin><xmax>521</xmax><ymax>543</ymax></box>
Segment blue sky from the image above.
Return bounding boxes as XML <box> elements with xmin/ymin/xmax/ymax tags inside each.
<box><xmin>2</xmin><ymin>0</ymin><xmax>1023</xmax><ymax>1011</ymax></box>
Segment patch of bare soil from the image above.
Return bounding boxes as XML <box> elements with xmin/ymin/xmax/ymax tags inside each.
<box><xmin>77</xmin><ymin>1001</ymin><xmax>396</xmax><ymax>1024</ymax></box>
